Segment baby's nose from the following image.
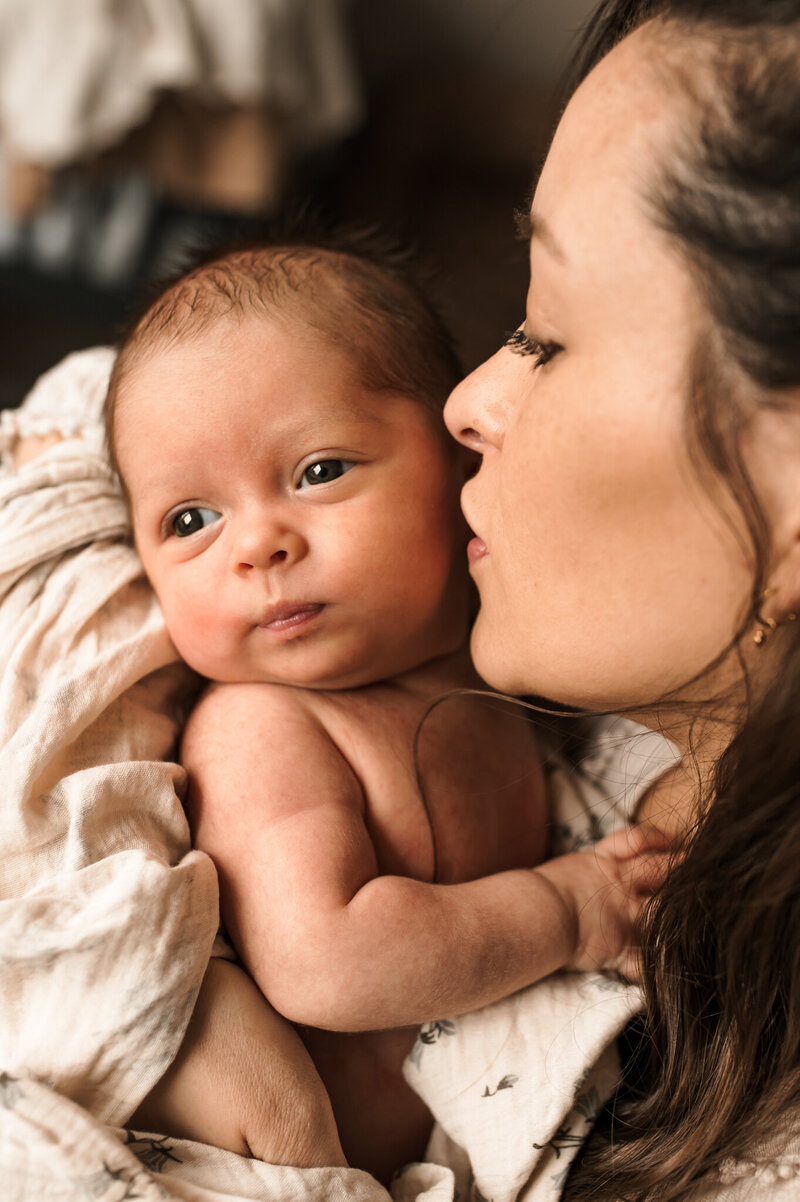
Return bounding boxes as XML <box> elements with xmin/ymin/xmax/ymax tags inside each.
<box><xmin>232</xmin><ymin>524</ymin><xmax>305</xmax><ymax>571</ymax></box>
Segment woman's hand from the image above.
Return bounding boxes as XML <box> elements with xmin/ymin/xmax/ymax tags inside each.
<box><xmin>535</xmin><ymin>825</ymin><xmax>673</xmax><ymax>981</ymax></box>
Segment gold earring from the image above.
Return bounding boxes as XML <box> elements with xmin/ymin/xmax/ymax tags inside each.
<box><xmin>753</xmin><ymin>588</ymin><xmax>797</xmax><ymax>646</ymax></box>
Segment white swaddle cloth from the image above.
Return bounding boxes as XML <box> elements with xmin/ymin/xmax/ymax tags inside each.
<box><xmin>0</xmin><ymin>348</ymin><xmax>679</xmax><ymax>1201</ymax></box>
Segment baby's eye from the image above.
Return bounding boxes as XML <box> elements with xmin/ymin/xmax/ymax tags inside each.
<box><xmin>298</xmin><ymin>459</ymin><xmax>355</xmax><ymax>489</ymax></box>
<box><xmin>171</xmin><ymin>507</ymin><xmax>222</xmax><ymax>537</ymax></box>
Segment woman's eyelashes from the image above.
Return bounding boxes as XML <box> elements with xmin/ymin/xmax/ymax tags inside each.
<box><xmin>297</xmin><ymin>458</ymin><xmax>355</xmax><ymax>489</ymax></box>
<box><xmin>503</xmin><ymin>328</ymin><xmax>561</xmax><ymax>368</ymax></box>
<box><xmin>170</xmin><ymin>507</ymin><xmax>222</xmax><ymax>538</ymax></box>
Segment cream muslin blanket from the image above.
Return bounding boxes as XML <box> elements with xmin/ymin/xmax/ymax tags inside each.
<box><xmin>0</xmin><ymin>347</ymin><xmax>678</xmax><ymax>1201</ymax></box>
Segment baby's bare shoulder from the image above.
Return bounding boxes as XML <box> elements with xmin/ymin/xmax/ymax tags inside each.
<box><xmin>182</xmin><ymin>681</ymin><xmax>342</xmax><ymax>782</ymax></box>
<box><xmin>187</xmin><ymin>679</ymin><xmax>315</xmax><ymax>732</ymax></box>
<box><xmin>181</xmin><ymin>684</ymin><xmax>371</xmax><ymax>904</ymax></box>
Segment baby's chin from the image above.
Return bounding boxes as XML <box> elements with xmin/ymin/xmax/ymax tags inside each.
<box><xmin>170</xmin><ymin>647</ymin><xmax>379</xmax><ymax>691</ymax></box>
<box><xmin>181</xmin><ymin>645</ymin><xmax>459</xmax><ymax>692</ymax></box>
<box><xmin>189</xmin><ymin>664</ymin><xmax>394</xmax><ymax>691</ymax></box>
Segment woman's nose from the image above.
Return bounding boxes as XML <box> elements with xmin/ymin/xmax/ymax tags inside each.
<box><xmin>444</xmin><ymin>350</ymin><xmax>509</xmax><ymax>453</ymax></box>
<box><xmin>231</xmin><ymin>521</ymin><xmax>306</xmax><ymax>572</ymax></box>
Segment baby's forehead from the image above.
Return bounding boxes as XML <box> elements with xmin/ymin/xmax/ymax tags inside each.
<box><xmin>125</xmin><ymin>308</ymin><xmax>369</xmax><ymax>402</ymax></box>
<box><xmin>121</xmin><ymin>259</ymin><xmax>373</xmax><ymax>389</ymax></box>
<box><xmin>117</xmin><ymin>312</ymin><xmax>430</xmax><ymax>437</ymax></box>
<box><xmin>108</xmin><ymin>242</ymin><xmax>457</xmax><ymax>481</ymax></box>
<box><xmin>116</xmin><ymin>311</ymin><xmax>314</xmax><ymax>416</ymax></box>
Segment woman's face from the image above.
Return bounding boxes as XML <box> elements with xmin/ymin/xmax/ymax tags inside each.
<box><xmin>444</xmin><ymin>28</ymin><xmax>754</xmax><ymax>714</ymax></box>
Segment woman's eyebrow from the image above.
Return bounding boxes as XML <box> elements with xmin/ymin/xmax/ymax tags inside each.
<box><xmin>514</xmin><ymin>207</ymin><xmax>567</xmax><ymax>264</ymax></box>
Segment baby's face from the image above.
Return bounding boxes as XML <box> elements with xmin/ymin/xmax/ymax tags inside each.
<box><xmin>114</xmin><ymin>315</ymin><xmax>469</xmax><ymax>688</ymax></box>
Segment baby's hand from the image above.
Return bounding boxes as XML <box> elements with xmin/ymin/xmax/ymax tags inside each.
<box><xmin>536</xmin><ymin>825</ymin><xmax>672</xmax><ymax>981</ymax></box>
<box><xmin>12</xmin><ymin>431</ymin><xmax>64</xmax><ymax>469</ymax></box>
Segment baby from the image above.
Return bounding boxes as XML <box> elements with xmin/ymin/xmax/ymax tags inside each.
<box><xmin>106</xmin><ymin>236</ymin><xmax>665</xmax><ymax>1181</ymax></box>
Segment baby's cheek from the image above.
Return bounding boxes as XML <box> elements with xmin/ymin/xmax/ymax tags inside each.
<box><xmin>165</xmin><ymin>596</ymin><xmax>237</xmax><ymax>678</ymax></box>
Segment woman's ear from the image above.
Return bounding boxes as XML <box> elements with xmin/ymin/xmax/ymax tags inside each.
<box><xmin>765</xmin><ymin>539</ymin><xmax>800</xmax><ymax>622</ymax></box>
<box><xmin>750</xmin><ymin>402</ymin><xmax>800</xmax><ymax>621</ymax></box>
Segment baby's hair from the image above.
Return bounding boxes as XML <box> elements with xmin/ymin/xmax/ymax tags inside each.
<box><xmin>105</xmin><ymin>224</ymin><xmax>463</xmax><ymax>490</ymax></box>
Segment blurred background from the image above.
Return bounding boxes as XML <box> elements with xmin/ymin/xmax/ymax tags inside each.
<box><xmin>0</xmin><ymin>0</ymin><xmax>595</xmax><ymax>410</ymax></box>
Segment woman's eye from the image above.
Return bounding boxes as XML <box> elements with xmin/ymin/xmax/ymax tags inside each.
<box><xmin>298</xmin><ymin>459</ymin><xmax>355</xmax><ymax>489</ymax></box>
<box><xmin>503</xmin><ymin>328</ymin><xmax>561</xmax><ymax>369</ymax></box>
<box><xmin>171</xmin><ymin>507</ymin><xmax>222</xmax><ymax>537</ymax></box>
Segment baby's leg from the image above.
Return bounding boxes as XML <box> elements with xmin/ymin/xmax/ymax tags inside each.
<box><xmin>301</xmin><ymin>1026</ymin><xmax>432</xmax><ymax>1183</ymax></box>
<box><xmin>130</xmin><ymin>957</ymin><xmax>345</xmax><ymax>1168</ymax></box>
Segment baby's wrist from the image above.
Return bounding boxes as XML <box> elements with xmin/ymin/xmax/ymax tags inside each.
<box><xmin>529</xmin><ymin>860</ymin><xmax>580</xmax><ymax>968</ymax></box>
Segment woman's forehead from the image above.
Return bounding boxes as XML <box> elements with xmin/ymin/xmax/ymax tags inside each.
<box><xmin>523</xmin><ymin>27</ymin><xmax>702</xmax><ymax>372</ymax></box>
<box><xmin>532</xmin><ymin>26</ymin><xmax>676</xmax><ymax>245</ymax></box>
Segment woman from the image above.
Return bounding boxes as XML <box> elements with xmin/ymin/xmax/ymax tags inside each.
<box><xmin>444</xmin><ymin>0</ymin><xmax>800</xmax><ymax>1197</ymax></box>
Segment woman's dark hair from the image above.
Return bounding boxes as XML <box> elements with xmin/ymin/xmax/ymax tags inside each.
<box><xmin>560</xmin><ymin>2</ymin><xmax>800</xmax><ymax>1200</ymax></box>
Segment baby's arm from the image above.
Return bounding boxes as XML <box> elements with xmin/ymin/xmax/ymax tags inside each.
<box><xmin>184</xmin><ymin>684</ymin><xmax>667</xmax><ymax>1033</ymax></box>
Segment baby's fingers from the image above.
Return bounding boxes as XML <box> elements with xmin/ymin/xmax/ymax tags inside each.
<box><xmin>625</xmin><ymin>851</ymin><xmax>673</xmax><ymax>897</ymax></box>
<box><xmin>594</xmin><ymin>823</ymin><xmax>672</xmax><ymax>863</ymax></box>
<box><xmin>611</xmin><ymin>945</ymin><xmax>644</xmax><ymax>985</ymax></box>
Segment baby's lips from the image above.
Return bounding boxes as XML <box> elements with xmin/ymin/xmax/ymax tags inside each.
<box><xmin>258</xmin><ymin>602</ymin><xmax>325</xmax><ymax>630</ymax></box>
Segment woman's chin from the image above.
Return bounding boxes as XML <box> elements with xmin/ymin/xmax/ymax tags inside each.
<box><xmin>469</xmin><ymin>621</ymin><xmax>523</xmax><ymax>696</ymax></box>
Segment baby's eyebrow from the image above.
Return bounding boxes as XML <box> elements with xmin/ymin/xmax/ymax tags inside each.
<box><xmin>280</xmin><ymin>409</ymin><xmax>392</xmax><ymax>443</ymax></box>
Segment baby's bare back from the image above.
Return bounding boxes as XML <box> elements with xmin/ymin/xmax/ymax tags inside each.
<box><xmin>183</xmin><ymin>664</ymin><xmax>548</xmax><ymax>1181</ymax></box>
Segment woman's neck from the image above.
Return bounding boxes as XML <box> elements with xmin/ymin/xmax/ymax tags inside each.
<box><xmin>630</xmin><ymin>709</ymin><xmax>737</xmax><ymax>839</ymax></box>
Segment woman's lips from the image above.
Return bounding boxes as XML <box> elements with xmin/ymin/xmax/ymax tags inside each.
<box><xmin>467</xmin><ymin>537</ymin><xmax>488</xmax><ymax>564</ymax></box>
<box><xmin>259</xmin><ymin>603</ymin><xmax>324</xmax><ymax>633</ymax></box>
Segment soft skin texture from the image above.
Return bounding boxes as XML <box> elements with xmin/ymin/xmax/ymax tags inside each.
<box><xmin>114</xmin><ymin>306</ymin><xmax>668</xmax><ymax>1180</ymax></box>
<box><xmin>129</xmin><ymin>957</ymin><xmax>346</xmax><ymax>1168</ymax></box>
<box><xmin>116</xmin><ymin>315</ymin><xmax>470</xmax><ymax>691</ymax></box>
<box><xmin>181</xmin><ymin>676</ymin><xmax>663</xmax><ymax>1180</ymax></box>
<box><xmin>444</xmin><ymin>29</ymin><xmax>761</xmax><ymax>719</ymax></box>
